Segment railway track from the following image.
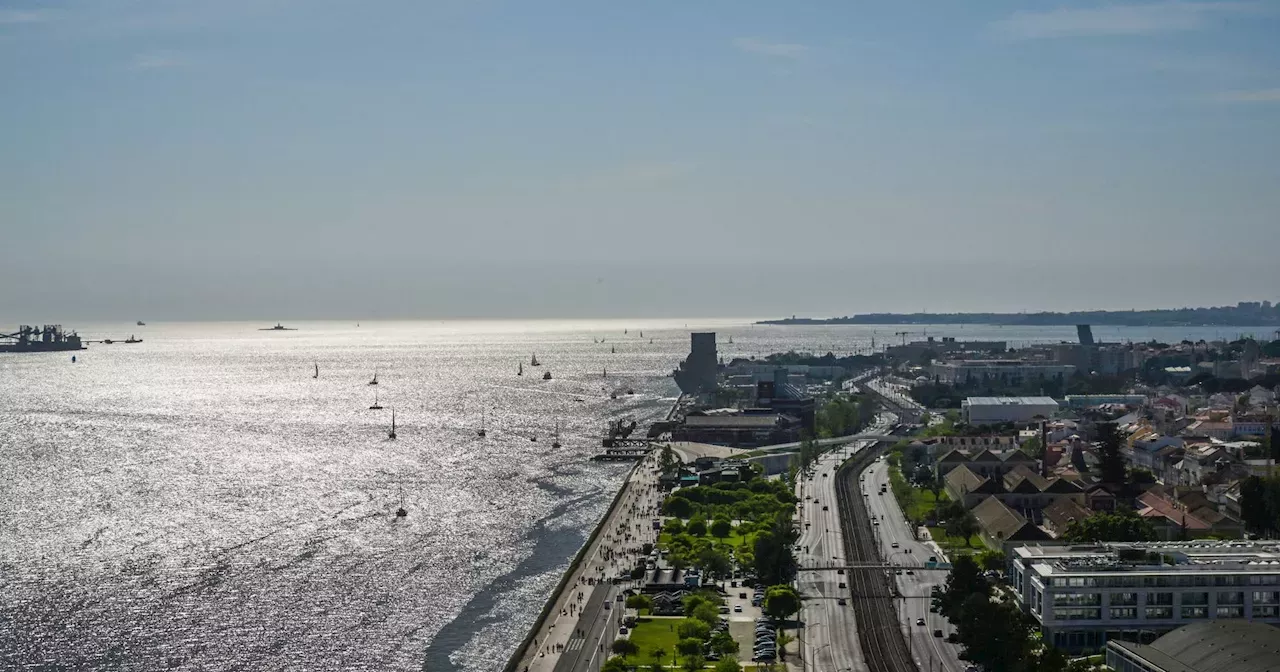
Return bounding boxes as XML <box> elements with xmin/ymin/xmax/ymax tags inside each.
<box><xmin>835</xmin><ymin>446</ymin><xmax>918</xmax><ymax>672</ymax></box>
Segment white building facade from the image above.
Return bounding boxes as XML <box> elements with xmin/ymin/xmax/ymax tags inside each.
<box><xmin>962</xmin><ymin>396</ymin><xmax>1060</xmax><ymax>425</ymax></box>
<box><xmin>1010</xmin><ymin>542</ymin><xmax>1280</xmax><ymax>653</ymax></box>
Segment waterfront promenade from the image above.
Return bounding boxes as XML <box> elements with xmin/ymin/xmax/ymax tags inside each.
<box><xmin>509</xmin><ymin>450</ymin><xmax>664</xmax><ymax>672</ymax></box>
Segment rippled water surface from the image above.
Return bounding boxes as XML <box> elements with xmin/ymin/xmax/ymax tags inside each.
<box><xmin>0</xmin><ymin>319</ymin><xmax>1252</xmax><ymax>671</ymax></box>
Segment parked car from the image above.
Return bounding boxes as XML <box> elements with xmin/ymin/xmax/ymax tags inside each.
<box><xmin>934</xmin><ymin>629</ymin><xmax>944</xmax><ymax>638</ymax></box>
<box><xmin>837</xmin><ymin>597</ymin><xmax>847</xmax><ymax>605</ymax></box>
<box><xmin>891</xmin><ymin>542</ymin><xmax>899</xmax><ymax>548</ymax></box>
<box><xmin>916</xmin><ymin>618</ymin><xmax>926</xmax><ymax>626</ymax></box>
<box><xmin>733</xmin><ymin>605</ymin><xmax>743</xmax><ymax>613</ymax></box>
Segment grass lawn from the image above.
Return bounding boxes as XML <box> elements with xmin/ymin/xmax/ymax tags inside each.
<box><xmin>886</xmin><ymin>467</ymin><xmax>948</xmax><ymax>522</ymax></box>
<box><xmin>658</xmin><ymin>529</ymin><xmax>753</xmax><ymax>550</ymax></box>
<box><xmin>927</xmin><ymin>526</ymin><xmax>982</xmax><ymax>554</ymax></box>
<box><xmin>627</xmin><ymin>617</ymin><xmax>682</xmax><ymax>661</ymax></box>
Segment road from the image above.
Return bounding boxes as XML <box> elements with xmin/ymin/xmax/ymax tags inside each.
<box><xmin>793</xmin><ymin>413</ymin><xmax>895</xmax><ymax>672</ymax></box>
<box><xmin>862</xmin><ymin>377</ymin><xmax>926</xmax><ymax>424</ymax></box>
<box><xmin>861</xmin><ymin>460</ymin><xmax>967</xmax><ymax>672</ymax></box>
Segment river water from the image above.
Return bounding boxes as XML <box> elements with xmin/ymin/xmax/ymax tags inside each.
<box><xmin>0</xmin><ymin>320</ymin><xmax>1267</xmax><ymax>671</ymax></box>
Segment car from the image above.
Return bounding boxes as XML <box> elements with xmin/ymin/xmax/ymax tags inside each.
<box><xmin>934</xmin><ymin>629</ymin><xmax>944</xmax><ymax>638</ymax></box>
<box><xmin>752</xmin><ymin>654</ymin><xmax>776</xmax><ymax>662</ymax></box>
<box><xmin>891</xmin><ymin>542</ymin><xmax>899</xmax><ymax>548</ymax></box>
<box><xmin>837</xmin><ymin>598</ymin><xmax>847</xmax><ymax>606</ymax></box>
<box><xmin>894</xmin><ymin>569</ymin><xmax>902</xmax><ymax>575</ymax></box>
<box><xmin>873</xmin><ymin>520</ymin><xmax>880</xmax><ymax>526</ymax></box>
<box><xmin>879</xmin><ymin>491</ymin><xmax>884</xmax><ymax>496</ymax></box>
<box><xmin>738</xmin><ymin>592</ymin><xmax>747</xmax><ymax>599</ymax></box>
<box><xmin>906</xmin><ymin>570</ymin><xmax>914</xmax><ymax>575</ymax></box>
<box><xmin>838</xmin><ymin>582</ymin><xmax>846</xmax><ymax>588</ymax></box>
<box><xmin>755</xmin><ymin>628</ymin><xmax>774</xmax><ymax>635</ymax></box>
<box><xmin>837</xmin><ymin>568</ymin><xmax>845</xmax><ymax>574</ymax></box>
<box><xmin>822</xmin><ymin>505</ymin><xmax>829</xmax><ymax>511</ymax></box>
<box><xmin>916</xmin><ymin>618</ymin><xmax>926</xmax><ymax>626</ymax></box>
<box><xmin>813</xmin><ymin>500</ymin><xmax>819</xmax><ymax>505</ymax></box>
<box><xmin>905</xmin><ymin>548</ymin><xmax>911</xmax><ymax>554</ymax></box>
<box><xmin>823</xmin><ymin>472</ymin><xmax>828</xmax><ymax>477</ymax></box>
<box><xmin>930</xmin><ymin>605</ymin><xmax>939</xmax><ymax>613</ymax></box>
<box><xmin>733</xmin><ymin>605</ymin><xmax>743</xmax><ymax>613</ymax></box>
<box><xmin>719</xmin><ymin>606</ymin><xmax>730</xmax><ymax>614</ymax></box>
<box><xmin>754</xmin><ymin>642</ymin><xmax>776</xmax><ymax>650</ymax></box>
<box><xmin>619</xmin><ymin>626</ymin><xmax>629</xmax><ymax>634</ymax></box>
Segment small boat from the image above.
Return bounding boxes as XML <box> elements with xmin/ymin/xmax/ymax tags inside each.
<box><xmin>71</xmin><ymin>355</ymin><xmax>76</xmax><ymax>363</ymax></box>
<box><xmin>649</xmin><ymin>338</ymin><xmax>653</xmax><ymax>344</ymax></box>
<box><xmin>610</xmin><ymin>345</ymin><xmax>616</xmax><ymax>354</ymax></box>
<box><xmin>369</xmin><ymin>391</ymin><xmax>383</xmax><ymax>410</ymax></box>
<box><xmin>728</xmin><ymin>335</ymin><xmax>733</xmax><ymax>344</ymax></box>
<box><xmin>102</xmin><ymin>339</ymin><xmax>114</xmax><ymax>344</ymax></box>
<box><xmin>313</xmin><ymin>362</ymin><xmax>319</xmax><ymax>379</ymax></box>
<box><xmin>368</xmin><ymin>370</ymin><xmax>379</xmax><ymax>386</ymax></box>
<box><xmin>542</xmin><ymin>371</ymin><xmax>552</xmax><ymax>380</ymax></box>
<box><xmin>639</xmin><ymin>331</ymin><xmax>643</xmax><ymax>338</ymax></box>
<box><xmin>530</xmin><ymin>353</ymin><xmax>540</xmax><ymax>367</ymax></box>
<box><xmin>602</xmin><ymin>367</ymin><xmax>607</xmax><ymax>378</ymax></box>
<box><xmin>125</xmin><ymin>335</ymin><xmax>142</xmax><ymax>344</ymax></box>
<box><xmin>530</xmin><ymin>435</ymin><xmax>538</xmax><ymax>442</ymax></box>
<box><xmin>136</xmin><ymin>320</ymin><xmax>146</xmax><ymax>326</ymax></box>
<box><xmin>552</xmin><ymin>421</ymin><xmax>562</xmax><ymax>449</ymax></box>
<box><xmin>627</xmin><ymin>389</ymin><xmax>635</xmax><ymax>395</ymax></box>
<box><xmin>388</xmin><ymin>408</ymin><xmax>397</xmax><ymax>440</ymax></box>
<box><xmin>396</xmin><ymin>485</ymin><xmax>407</xmax><ymax>517</ymax></box>
<box><xmin>624</xmin><ymin>329</ymin><xmax>628</xmax><ymax>334</ymax></box>
<box><xmin>518</xmin><ymin>362</ymin><xmax>523</xmax><ymax>376</ymax></box>
<box><xmin>260</xmin><ymin>323</ymin><xmax>296</xmax><ymax>331</ymax></box>
<box><xmin>477</xmin><ymin>410</ymin><xmax>487</xmax><ymax>438</ymax></box>
<box><xmin>610</xmin><ymin>391</ymin><xmax>618</xmax><ymax>400</ymax></box>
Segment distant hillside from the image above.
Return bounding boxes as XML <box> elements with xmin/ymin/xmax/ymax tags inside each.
<box><xmin>758</xmin><ymin>303</ymin><xmax>1280</xmax><ymax>328</ymax></box>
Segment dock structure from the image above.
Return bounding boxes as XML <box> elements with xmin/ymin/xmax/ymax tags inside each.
<box><xmin>590</xmin><ymin>447</ymin><xmax>649</xmax><ymax>462</ymax></box>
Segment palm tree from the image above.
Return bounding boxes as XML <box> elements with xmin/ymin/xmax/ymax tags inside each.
<box><xmin>650</xmin><ymin>648</ymin><xmax>666</xmax><ymax>671</ymax></box>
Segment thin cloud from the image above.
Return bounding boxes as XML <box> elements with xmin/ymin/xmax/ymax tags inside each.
<box><xmin>1213</xmin><ymin>88</ymin><xmax>1280</xmax><ymax>102</ymax></box>
<box><xmin>733</xmin><ymin>37</ymin><xmax>809</xmax><ymax>58</ymax></box>
<box><xmin>0</xmin><ymin>9</ymin><xmax>58</xmax><ymax>24</ymax></box>
<box><xmin>130</xmin><ymin>52</ymin><xmax>184</xmax><ymax>70</ymax></box>
<box><xmin>993</xmin><ymin>2</ymin><xmax>1261</xmax><ymax>40</ymax></box>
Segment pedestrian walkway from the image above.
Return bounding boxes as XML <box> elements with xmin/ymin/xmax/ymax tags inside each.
<box><xmin>512</xmin><ymin>451</ymin><xmax>665</xmax><ymax>672</ymax></box>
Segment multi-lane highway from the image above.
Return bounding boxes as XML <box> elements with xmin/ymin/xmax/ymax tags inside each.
<box><xmin>796</xmin><ymin>441</ymin><xmax>870</xmax><ymax>672</ymax></box>
<box><xmin>861</xmin><ymin>460</ymin><xmax>968</xmax><ymax>672</ymax></box>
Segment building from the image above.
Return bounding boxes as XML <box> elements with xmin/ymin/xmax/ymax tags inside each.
<box><xmin>921</xmin><ymin>434</ymin><xmax>1019</xmax><ymax>460</ymax></box>
<box><xmin>1231</xmin><ymin>414</ymin><xmax>1272</xmax><ymax>438</ymax></box>
<box><xmin>942</xmin><ymin>462</ymin><xmax>1084</xmax><ymax>514</ymax></box>
<box><xmin>1106</xmin><ymin>620</ymin><xmax>1280</xmax><ymax>672</ymax></box>
<box><xmin>1134</xmin><ymin>488</ymin><xmax>1242</xmax><ymax>540</ymax></box>
<box><xmin>971</xmin><ymin>496</ymin><xmax>1050</xmax><ymax>548</ymax></box>
<box><xmin>754</xmin><ymin>370</ymin><xmax>816</xmax><ymax>431</ymax></box>
<box><xmin>931</xmin><ymin>360</ymin><xmax>1076</xmax><ymax>386</ymax></box>
<box><xmin>962</xmin><ymin>396</ymin><xmax>1060</xmax><ymax>425</ymax></box>
<box><xmin>1066</xmin><ymin>395</ymin><xmax>1148</xmax><ymax>408</ymax></box>
<box><xmin>885</xmin><ymin>336</ymin><xmax>1006</xmax><ymax>361</ymax></box>
<box><xmin>672</xmin><ymin>412</ymin><xmax>801</xmax><ymax>448</ymax></box>
<box><xmin>934</xmin><ymin>447</ymin><xmax>1038</xmax><ymax>479</ymax></box>
<box><xmin>1009</xmin><ymin>541</ymin><xmax>1280</xmax><ymax>653</ymax></box>
<box><xmin>672</xmin><ymin>332</ymin><xmax>718</xmax><ymax>394</ymax></box>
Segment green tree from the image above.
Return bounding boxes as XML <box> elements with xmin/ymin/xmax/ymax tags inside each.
<box><xmin>697</xmin><ymin>546</ymin><xmax>733</xmax><ymax>581</ymax></box>
<box><xmin>954</xmin><ymin>593</ymin><xmax>1037</xmax><ymax>672</ymax></box>
<box><xmin>687</xmin><ymin>517</ymin><xmax>708</xmax><ymax>537</ymax></box>
<box><xmin>649</xmin><ymin>649</ymin><xmax>667</xmax><ymax>672</ymax></box>
<box><xmin>675</xmin><ymin>638</ymin><xmax>704</xmax><ymax>658</ymax></box>
<box><xmin>977</xmin><ymin>550</ymin><xmax>1006</xmax><ymax>572</ymax></box>
<box><xmin>1096</xmin><ymin>422</ymin><xmax>1127</xmax><ymax>488</ymax></box>
<box><xmin>660</xmin><ymin>444</ymin><xmax>680</xmax><ymax>473</ymax></box>
<box><xmin>762</xmin><ymin>585</ymin><xmax>800</xmax><ymax>621</ymax></box>
<box><xmin>945</xmin><ymin>511</ymin><xmax>979</xmax><ymax>547</ymax></box>
<box><xmin>713</xmin><ymin>658</ymin><xmax>743</xmax><ymax>672</ymax></box>
<box><xmin>709</xmin><ymin>518</ymin><xmax>732</xmax><ymax>538</ymax></box>
<box><xmin>1240</xmin><ymin>475</ymin><xmax>1280</xmax><ymax>537</ymax></box>
<box><xmin>664</xmin><ymin>496</ymin><xmax>694</xmax><ymax>519</ymax></box>
<box><xmin>709</xmin><ymin>630</ymin><xmax>739</xmax><ymax>657</ymax></box>
<box><xmin>601</xmin><ymin>655</ymin><xmax>631</xmax><ymax>672</ymax></box>
<box><xmin>1022</xmin><ymin>436</ymin><xmax>1043</xmax><ymax>459</ymax></box>
<box><xmin>626</xmin><ymin>594</ymin><xmax>654</xmax><ymax>611</ymax></box>
<box><xmin>680</xmin><ymin>654</ymin><xmax>705</xmax><ymax>672</ymax></box>
<box><xmin>752</xmin><ymin>514</ymin><xmax>799</xmax><ymax>585</ymax></box>
<box><xmin>934</xmin><ymin>554</ymin><xmax>989</xmax><ymax>621</ymax></box>
<box><xmin>612</xmin><ymin>638</ymin><xmax>640</xmax><ymax>659</ymax></box>
<box><xmin>664</xmin><ymin>518</ymin><xmax>685</xmax><ymax>536</ymax></box>
<box><xmin>1063</xmin><ymin>508</ymin><xmax>1157</xmax><ymax>543</ymax></box>
<box><xmin>1036</xmin><ymin>646</ymin><xmax>1069</xmax><ymax>672</ymax></box>
<box><xmin>690</xmin><ymin>602</ymin><xmax>721</xmax><ymax>628</ymax></box>
<box><xmin>677</xmin><ymin>619</ymin><xmax>710</xmax><ymax>641</ymax></box>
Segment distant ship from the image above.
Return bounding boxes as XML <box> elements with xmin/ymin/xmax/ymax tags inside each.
<box><xmin>0</xmin><ymin>325</ymin><xmax>85</xmax><ymax>353</ymax></box>
<box><xmin>530</xmin><ymin>353</ymin><xmax>541</xmax><ymax>366</ymax></box>
<box><xmin>388</xmin><ymin>409</ymin><xmax>397</xmax><ymax>440</ymax></box>
<box><xmin>518</xmin><ymin>362</ymin><xmax>523</xmax><ymax>376</ymax></box>
<box><xmin>369</xmin><ymin>391</ymin><xmax>383</xmax><ymax>410</ymax></box>
<box><xmin>136</xmin><ymin>320</ymin><xmax>146</xmax><ymax>326</ymax></box>
<box><xmin>477</xmin><ymin>410</ymin><xmax>487</xmax><ymax>438</ymax></box>
<box><xmin>260</xmin><ymin>323</ymin><xmax>296</xmax><ymax>331</ymax></box>
<box><xmin>125</xmin><ymin>335</ymin><xmax>142</xmax><ymax>344</ymax></box>
<box><xmin>552</xmin><ymin>421</ymin><xmax>562</xmax><ymax>449</ymax></box>
<box><xmin>368</xmin><ymin>370</ymin><xmax>379</xmax><ymax>386</ymax></box>
<box><xmin>542</xmin><ymin>371</ymin><xmax>552</xmax><ymax>380</ymax></box>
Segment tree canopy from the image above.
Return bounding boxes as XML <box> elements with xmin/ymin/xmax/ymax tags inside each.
<box><xmin>762</xmin><ymin>584</ymin><xmax>801</xmax><ymax>621</ymax></box>
<box><xmin>1063</xmin><ymin>508</ymin><xmax>1157</xmax><ymax>543</ymax></box>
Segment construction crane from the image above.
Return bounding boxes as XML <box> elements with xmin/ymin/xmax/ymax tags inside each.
<box><xmin>894</xmin><ymin>331</ymin><xmax>917</xmax><ymax>346</ymax></box>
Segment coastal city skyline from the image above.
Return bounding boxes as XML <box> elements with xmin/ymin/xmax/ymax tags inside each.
<box><xmin>3</xmin><ymin>1</ymin><xmax>1279</xmax><ymax>319</ymax></box>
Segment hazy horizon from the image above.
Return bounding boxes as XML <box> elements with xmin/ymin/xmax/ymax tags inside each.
<box><xmin>4</xmin><ymin>1</ymin><xmax>1279</xmax><ymax>320</ymax></box>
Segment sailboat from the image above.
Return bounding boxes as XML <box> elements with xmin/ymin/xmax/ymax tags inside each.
<box><xmin>478</xmin><ymin>410</ymin><xmax>487</xmax><ymax>437</ymax></box>
<box><xmin>369</xmin><ymin>391</ymin><xmax>383</xmax><ymax>410</ymax></box>
<box><xmin>518</xmin><ymin>362</ymin><xmax>524</xmax><ymax>376</ymax></box>
<box><xmin>603</xmin><ymin>367</ymin><xmax>607</xmax><ymax>378</ymax></box>
<box><xmin>396</xmin><ymin>485</ymin><xmax>407</xmax><ymax>517</ymax></box>
<box><xmin>369</xmin><ymin>370</ymin><xmax>379</xmax><ymax>386</ymax></box>
<box><xmin>639</xmin><ymin>331</ymin><xmax>643</xmax><ymax>338</ymax></box>
<box><xmin>542</xmin><ymin>370</ymin><xmax>552</xmax><ymax>380</ymax></box>
<box><xmin>610</xmin><ymin>345</ymin><xmax>616</xmax><ymax>354</ymax></box>
<box><xmin>552</xmin><ymin>421</ymin><xmax>562</xmax><ymax>449</ymax></box>
<box><xmin>313</xmin><ymin>362</ymin><xmax>319</xmax><ymax>379</ymax></box>
<box><xmin>649</xmin><ymin>338</ymin><xmax>653</xmax><ymax>344</ymax></box>
<box><xmin>624</xmin><ymin>329</ymin><xmax>628</xmax><ymax>335</ymax></box>
<box><xmin>388</xmin><ymin>409</ymin><xmax>397</xmax><ymax>440</ymax></box>
<box><xmin>530</xmin><ymin>353</ymin><xmax>540</xmax><ymax>367</ymax></box>
<box><xmin>728</xmin><ymin>335</ymin><xmax>733</xmax><ymax>344</ymax></box>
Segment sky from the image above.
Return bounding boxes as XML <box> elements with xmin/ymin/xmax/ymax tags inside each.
<box><xmin>2</xmin><ymin>0</ymin><xmax>1279</xmax><ymax>321</ymax></box>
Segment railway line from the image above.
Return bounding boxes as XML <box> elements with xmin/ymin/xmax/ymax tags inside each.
<box><xmin>834</xmin><ymin>445</ymin><xmax>918</xmax><ymax>672</ymax></box>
